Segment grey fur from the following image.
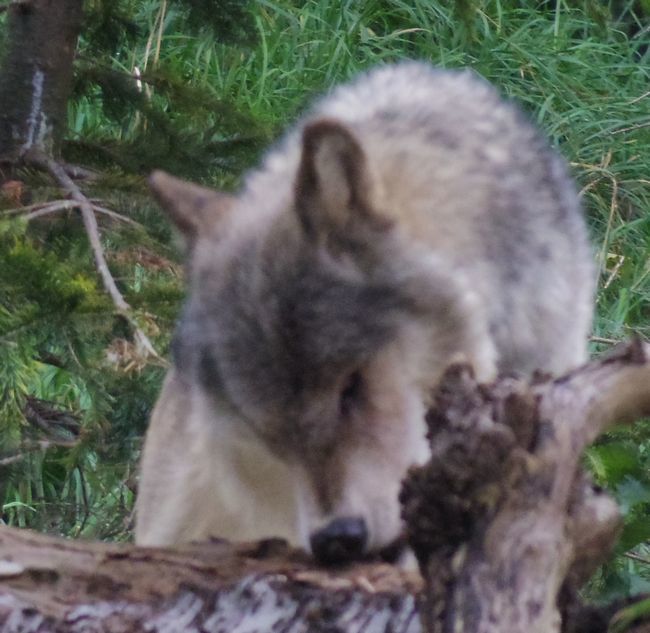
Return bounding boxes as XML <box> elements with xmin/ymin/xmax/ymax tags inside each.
<box><xmin>136</xmin><ymin>62</ymin><xmax>594</xmax><ymax>553</ymax></box>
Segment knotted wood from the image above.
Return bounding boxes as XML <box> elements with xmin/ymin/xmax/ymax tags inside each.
<box><xmin>402</xmin><ymin>339</ymin><xmax>650</xmax><ymax>633</ymax></box>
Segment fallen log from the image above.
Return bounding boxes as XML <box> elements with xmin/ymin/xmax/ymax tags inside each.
<box><xmin>0</xmin><ymin>341</ymin><xmax>648</xmax><ymax>632</ymax></box>
<box><xmin>0</xmin><ymin>529</ymin><xmax>421</xmax><ymax>632</ymax></box>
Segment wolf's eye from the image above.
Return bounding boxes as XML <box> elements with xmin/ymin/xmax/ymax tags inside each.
<box><xmin>339</xmin><ymin>370</ymin><xmax>363</xmax><ymax>417</ymax></box>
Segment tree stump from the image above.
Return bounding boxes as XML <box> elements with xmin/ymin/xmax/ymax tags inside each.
<box><xmin>402</xmin><ymin>339</ymin><xmax>650</xmax><ymax>633</ymax></box>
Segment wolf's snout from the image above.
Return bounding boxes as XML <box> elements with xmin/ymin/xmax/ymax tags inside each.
<box><xmin>310</xmin><ymin>517</ymin><xmax>368</xmax><ymax>564</ymax></box>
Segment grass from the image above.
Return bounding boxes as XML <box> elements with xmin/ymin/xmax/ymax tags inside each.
<box><xmin>237</xmin><ymin>3</ymin><xmax>644</xmax><ymax>345</ymax></box>
<box><xmin>4</xmin><ymin>0</ymin><xmax>650</xmax><ymax>600</ymax></box>
<box><xmin>75</xmin><ymin>0</ymin><xmax>649</xmax><ymax>344</ymax></box>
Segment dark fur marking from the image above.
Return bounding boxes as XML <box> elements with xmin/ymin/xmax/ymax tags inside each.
<box><xmin>377</xmin><ymin>109</ymin><xmax>399</xmax><ymax>122</ymax></box>
<box><xmin>177</xmin><ymin>225</ymin><xmax>424</xmax><ymax>456</ymax></box>
<box><xmin>198</xmin><ymin>347</ymin><xmax>223</xmax><ymax>393</ymax></box>
<box><xmin>425</xmin><ymin>127</ymin><xmax>459</xmax><ymax>149</ymax></box>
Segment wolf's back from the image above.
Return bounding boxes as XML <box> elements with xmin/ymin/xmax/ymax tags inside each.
<box><xmin>243</xmin><ymin>62</ymin><xmax>594</xmax><ymax>376</ymax></box>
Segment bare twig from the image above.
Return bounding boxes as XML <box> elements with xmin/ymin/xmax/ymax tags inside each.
<box><xmin>1</xmin><ymin>200</ymin><xmax>70</xmax><ymax>215</ymax></box>
<box><xmin>0</xmin><ymin>440</ymin><xmax>78</xmax><ymax>467</ymax></box>
<box><xmin>589</xmin><ymin>335</ymin><xmax>620</xmax><ymax>345</ymax></box>
<box><xmin>140</xmin><ymin>0</ymin><xmax>167</xmax><ymax>105</ymax></box>
<box><xmin>3</xmin><ymin>199</ymin><xmax>143</xmax><ymax>228</ymax></box>
<box><xmin>623</xmin><ymin>552</ymin><xmax>650</xmax><ymax>566</ymax></box>
<box><xmin>603</xmin><ymin>253</ymin><xmax>625</xmax><ymax>290</ymax></box>
<box><xmin>0</xmin><ymin>454</ymin><xmax>28</xmax><ymax>467</ymax></box>
<box><xmin>76</xmin><ymin>56</ymin><xmax>165</xmax><ymax>91</ymax></box>
<box><xmin>60</xmin><ymin>162</ymin><xmax>100</xmax><ymax>181</ymax></box>
<box><xmin>25</xmin><ymin>150</ymin><xmax>162</xmax><ymax>361</ymax></box>
<box><xmin>610</xmin><ymin>120</ymin><xmax>650</xmax><ymax>135</ymax></box>
<box><xmin>27</xmin><ymin>152</ymin><xmax>127</xmax><ymax>309</ymax></box>
<box><xmin>627</xmin><ymin>91</ymin><xmax>650</xmax><ymax>105</ymax></box>
<box><xmin>24</xmin><ymin>201</ymin><xmax>79</xmax><ymax>220</ymax></box>
<box><xmin>153</xmin><ymin>0</ymin><xmax>167</xmax><ymax>66</ymax></box>
<box><xmin>90</xmin><ymin>204</ymin><xmax>144</xmax><ymax>228</ymax></box>
<box><xmin>35</xmin><ymin>351</ymin><xmax>66</xmax><ymax>368</ymax></box>
<box><xmin>2</xmin><ymin>200</ymin><xmax>77</xmax><ymax>219</ymax></box>
<box><xmin>24</xmin><ymin>396</ymin><xmax>81</xmax><ymax>438</ymax></box>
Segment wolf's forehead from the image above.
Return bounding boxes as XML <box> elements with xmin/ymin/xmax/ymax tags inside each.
<box><xmin>228</xmin><ymin>257</ymin><xmax>398</xmax><ymax>366</ymax></box>
<box><xmin>200</xmin><ymin>243</ymin><xmax>412</xmax><ymax>408</ymax></box>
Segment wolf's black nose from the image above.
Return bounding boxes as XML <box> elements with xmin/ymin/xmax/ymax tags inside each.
<box><xmin>310</xmin><ymin>517</ymin><xmax>368</xmax><ymax>564</ymax></box>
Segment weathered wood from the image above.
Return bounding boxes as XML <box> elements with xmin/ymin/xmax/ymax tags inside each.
<box><xmin>1</xmin><ymin>341</ymin><xmax>649</xmax><ymax>632</ymax></box>
<box><xmin>0</xmin><ymin>527</ymin><xmax>421</xmax><ymax>632</ymax></box>
<box><xmin>402</xmin><ymin>339</ymin><xmax>650</xmax><ymax>633</ymax></box>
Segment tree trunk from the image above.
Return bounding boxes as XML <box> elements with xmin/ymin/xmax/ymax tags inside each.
<box><xmin>0</xmin><ymin>342</ymin><xmax>649</xmax><ymax>632</ymax></box>
<box><xmin>0</xmin><ymin>1</ymin><xmax>162</xmax><ymax>359</ymax></box>
<box><xmin>0</xmin><ymin>0</ymin><xmax>83</xmax><ymax>161</ymax></box>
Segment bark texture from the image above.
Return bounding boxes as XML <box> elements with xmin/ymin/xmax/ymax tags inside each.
<box><xmin>0</xmin><ymin>0</ymin><xmax>83</xmax><ymax>159</ymax></box>
<box><xmin>0</xmin><ymin>341</ymin><xmax>649</xmax><ymax>632</ymax></box>
<box><xmin>0</xmin><ymin>528</ymin><xmax>421</xmax><ymax>632</ymax></box>
<box><xmin>401</xmin><ymin>339</ymin><xmax>650</xmax><ymax>633</ymax></box>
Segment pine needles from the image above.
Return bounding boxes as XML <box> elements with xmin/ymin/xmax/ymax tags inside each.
<box><xmin>1</xmin><ymin>0</ymin><xmax>648</xmax><ymax>598</ymax></box>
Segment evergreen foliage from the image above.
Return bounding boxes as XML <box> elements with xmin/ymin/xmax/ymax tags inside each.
<box><xmin>0</xmin><ymin>0</ymin><xmax>648</xmax><ymax>604</ymax></box>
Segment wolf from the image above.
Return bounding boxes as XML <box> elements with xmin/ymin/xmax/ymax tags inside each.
<box><xmin>135</xmin><ymin>62</ymin><xmax>594</xmax><ymax>564</ymax></box>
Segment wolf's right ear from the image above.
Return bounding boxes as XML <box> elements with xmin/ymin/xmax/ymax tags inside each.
<box><xmin>294</xmin><ymin>119</ymin><xmax>390</xmax><ymax>242</ymax></box>
<box><xmin>148</xmin><ymin>171</ymin><xmax>233</xmax><ymax>240</ymax></box>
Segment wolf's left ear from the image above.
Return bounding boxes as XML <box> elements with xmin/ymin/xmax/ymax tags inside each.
<box><xmin>294</xmin><ymin>119</ymin><xmax>389</xmax><ymax>241</ymax></box>
<box><xmin>148</xmin><ymin>170</ymin><xmax>234</xmax><ymax>240</ymax></box>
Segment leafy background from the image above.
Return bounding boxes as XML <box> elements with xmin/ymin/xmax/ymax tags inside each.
<box><xmin>0</xmin><ymin>0</ymin><xmax>648</xmax><ymax>602</ymax></box>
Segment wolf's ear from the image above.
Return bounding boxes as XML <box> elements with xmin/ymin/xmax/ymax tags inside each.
<box><xmin>294</xmin><ymin>120</ymin><xmax>389</xmax><ymax>241</ymax></box>
<box><xmin>148</xmin><ymin>170</ymin><xmax>233</xmax><ymax>239</ymax></box>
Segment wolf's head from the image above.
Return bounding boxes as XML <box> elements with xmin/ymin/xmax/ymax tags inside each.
<box><xmin>150</xmin><ymin>120</ymin><xmax>493</xmax><ymax>563</ymax></box>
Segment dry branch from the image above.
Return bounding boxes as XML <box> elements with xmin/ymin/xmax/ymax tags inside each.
<box><xmin>402</xmin><ymin>339</ymin><xmax>650</xmax><ymax>633</ymax></box>
<box><xmin>2</xmin><ymin>198</ymin><xmax>143</xmax><ymax>227</ymax></box>
<box><xmin>24</xmin><ymin>150</ymin><xmax>163</xmax><ymax>363</ymax></box>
